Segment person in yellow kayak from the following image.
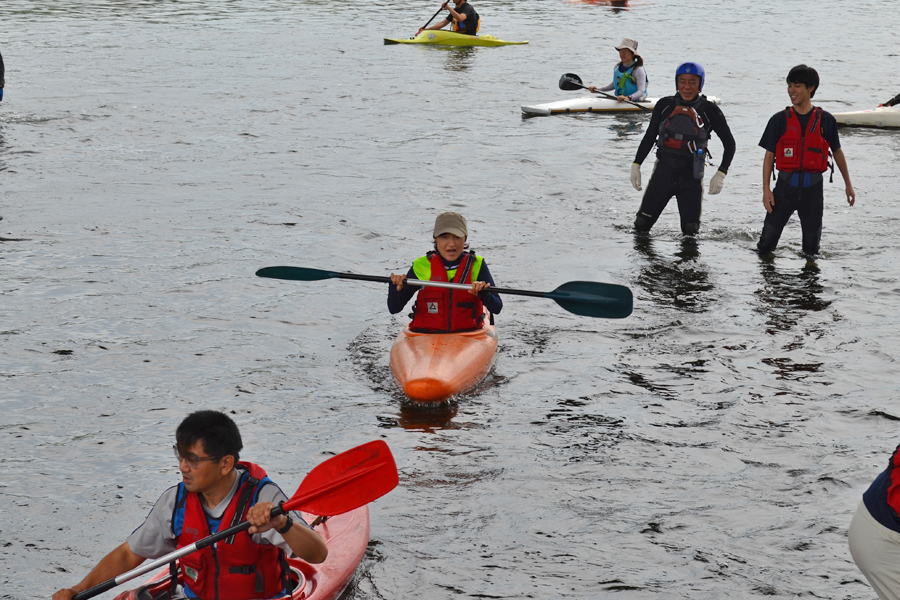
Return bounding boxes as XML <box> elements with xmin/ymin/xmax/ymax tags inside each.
<box><xmin>589</xmin><ymin>38</ymin><xmax>648</xmax><ymax>102</ymax></box>
<box><xmin>52</xmin><ymin>411</ymin><xmax>328</xmax><ymax>600</ymax></box>
<box><xmin>389</xmin><ymin>212</ymin><xmax>501</xmax><ymax>332</ymax></box>
<box><xmin>417</xmin><ymin>0</ymin><xmax>480</xmax><ymax>36</ymax></box>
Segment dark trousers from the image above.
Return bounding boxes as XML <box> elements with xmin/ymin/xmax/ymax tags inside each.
<box><xmin>634</xmin><ymin>157</ymin><xmax>702</xmax><ymax>235</ymax></box>
<box><xmin>757</xmin><ymin>178</ymin><xmax>824</xmax><ymax>256</ymax></box>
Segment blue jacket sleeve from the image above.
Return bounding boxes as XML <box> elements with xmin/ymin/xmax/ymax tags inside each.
<box><xmin>387</xmin><ymin>266</ymin><xmax>418</xmax><ymax>315</ymax></box>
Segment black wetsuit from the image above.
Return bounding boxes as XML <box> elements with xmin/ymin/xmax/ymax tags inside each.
<box><xmin>885</xmin><ymin>92</ymin><xmax>900</xmax><ymax>107</ymax></box>
<box><xmin>632</xmin><ymin>94</ymin><xmax>735</xmax><ymax>235</ymax></box>
<box><xmin>756</xmin><ymin>107</ymin><xmax>841</xmax><ymax>257</ymax></box>
<box><xmin>1</xmin><ymin>51</ymin><xmax>5</xmax><ymax>100</ymax></box>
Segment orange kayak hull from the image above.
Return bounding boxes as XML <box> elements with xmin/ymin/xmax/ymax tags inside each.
<box><xmin>112</xmin><ymin>507</ymin><xmax>369</xmax><ymax>600</ymax></box>
<box><xmin>390</xmin><ymin>324</ymin><xmax>498</xmax><ymax>403</ymax></box>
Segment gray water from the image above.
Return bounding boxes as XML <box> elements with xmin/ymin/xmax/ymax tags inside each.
<box><xmin>2</xmin><ymin>0</ymin><xmax>900</xmax><ymax>598</ymax></box>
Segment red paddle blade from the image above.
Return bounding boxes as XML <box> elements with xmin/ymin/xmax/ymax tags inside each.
<box><xmin>284</xmin><ymin>440</ymin><xmax>399</xmax><ymax>516</ymax></box>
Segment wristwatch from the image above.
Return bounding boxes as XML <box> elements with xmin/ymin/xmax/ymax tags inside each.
<box><xmin>275</xmin><ymin>515</ymin><xmax>293</xmax><ymax>535</ymax></box>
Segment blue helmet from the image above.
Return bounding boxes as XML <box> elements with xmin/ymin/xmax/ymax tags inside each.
<box><xmin>675</xmin><ymin>62</ymin><xmax>705</xmax><ymax>91</ymax></box>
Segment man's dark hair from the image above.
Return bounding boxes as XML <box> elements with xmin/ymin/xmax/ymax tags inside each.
<box><xmin>176</xmin><ymin>410</ymin><xmax>242</xmax><ymax>463</ymax></box>
<box><xmin>786</xmin><ymin>64</ymin><xmax>819</xmax><ymax>98</ymax></box>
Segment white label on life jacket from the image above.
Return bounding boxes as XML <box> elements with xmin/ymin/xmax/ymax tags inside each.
<box><xmin>784</xmin><ymin>148</ymin><xmax>794</xmax><ymax>157</ymax></box>
<box><xmin>428</xmin><ymin>302</ymin><xmax>439</xmax><ymax>314</ymax></box>
<box><xmin>185</xmin><ymin>567</ymin><xmax>199</xmax><ymax>582</ymax></box>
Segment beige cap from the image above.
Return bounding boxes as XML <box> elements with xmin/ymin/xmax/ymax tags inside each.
<box><xmin>615</xmin><ymin>38</ymin><xmax>638</xmax><ymax>53</ymax></box>
<box><xmin>433</xmin><ymin>212</ymin><xmax>468</xmax><ymax>238</ymax></box>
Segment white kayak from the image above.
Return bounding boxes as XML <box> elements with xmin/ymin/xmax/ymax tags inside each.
<box><xmin>833</xmin><ymin>105</ymin><xmax>900</xmax><ymax>129</ymax></box>
<box><xmin>521</xmin><ymin>95</ymin><xmax>721</xmax><ymax>116</ymax></box>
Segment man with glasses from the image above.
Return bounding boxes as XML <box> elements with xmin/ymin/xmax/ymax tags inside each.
<box><xmin>52</xmin><ymin>411</ymin><xmax>328</xmax><ymax>600</ymax></box>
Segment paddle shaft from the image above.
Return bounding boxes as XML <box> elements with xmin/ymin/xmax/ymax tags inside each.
<box><xmin>586</xmin><ymin>87</ymin><xmax>650</xmax><ymax>111</ymax></box>
<box><xmin>420</xmin><ymin>3</ymin><xmax>446</xmax><ymax>31</ymax></box>
<box><xmin>72</xmin><ymin>505</ymin><xmax>286</xmax><ymax>600</ymax></box>
<box><xmin>331</xmin><ymin>272</ymin><xmax>546</xmax><ymax>298</ymax></box>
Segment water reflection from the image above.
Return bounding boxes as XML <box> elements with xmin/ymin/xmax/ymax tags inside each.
<box><xmin>440</xmin><ymin>46</ymin><xmax>477</xmax><ymax>72</ymax></box>
<box><xmin>633</xmin><ymin>234</ymin><xmax>714</xmax><ymax>313</ymax></box>
<box><xmin>397</xmin><ymin>401</ymin><xmax>459</xmax><ymax>432</ymax></box>
<box><xmin>754</xmin><ymin>260</ymin><xmax>831</xmax><ymax>336</ymax></box>
<box><xmin>572</xmin><ymin>0</ymin><xmax>629</xmax><ymax>11</ymax></box>
<box><xmin>607</xmin><ymin>114</ymin><xmax>646</xmax><ymax>139</ymax></box>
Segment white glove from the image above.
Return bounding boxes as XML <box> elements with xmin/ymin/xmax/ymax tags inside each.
<box><xmin>630</xmin><ymin>163</ymin><xmax>642</xmax><ymax>191</ymax></box>
<box><xmin>708</xmin><ymin>170</ymin><xmax>726</xmax><ymax>195</ymax></box>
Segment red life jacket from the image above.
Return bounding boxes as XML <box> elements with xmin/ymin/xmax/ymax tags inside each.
<box><xmin>658</xmin><ymin>103</ymin><xmax>707</xmax><ymax>154</ymax></box>
<box><xmin>409</xmin><ymin>251</ymin><xmax>485</xmax><ymax>333</ymax></box>
<box><xmin>172</xmin><ymin>462</ymin><xmax>292</xmax><ymax>600</ymax></box>
<box><xmin>775</xmin><ymin>106</ymin><xmax>830</xmax><ymax>173</ymax></box>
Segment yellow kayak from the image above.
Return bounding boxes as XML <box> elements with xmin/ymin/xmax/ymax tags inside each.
<box><xmin>384</xmin><ymin>30</ymin><xmax>528</xmax><ymax>47</ymax></box>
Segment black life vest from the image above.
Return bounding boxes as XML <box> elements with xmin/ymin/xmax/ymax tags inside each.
<box><xmin>658</xmin><ymin>99</ymin><xmax>708</xmax><ymax>156</ymax></box>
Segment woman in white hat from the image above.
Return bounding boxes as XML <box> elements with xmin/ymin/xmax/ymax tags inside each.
<box><xmin>589</xmin><ymin>38</ymin><xmax>648</xmax><ymax>102</ymax></box>
<box><xmin>388</xmin><ymin>212</ymin><xmax>502</xmax><ymax>333</ymax></box>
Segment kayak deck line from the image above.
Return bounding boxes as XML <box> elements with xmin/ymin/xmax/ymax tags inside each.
<box><xmin>385</xmin><ymin>30</ymin><xmax>528</xmax><ymax>47</ymax></box>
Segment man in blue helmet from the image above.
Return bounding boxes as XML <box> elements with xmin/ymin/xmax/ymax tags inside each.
<box><xmin>629</xmin><ymin>62</ymin><xmax>736</xmax><ymax>235</ymax></box>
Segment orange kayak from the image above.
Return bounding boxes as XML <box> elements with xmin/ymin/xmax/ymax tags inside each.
<box><xmin>112</xmin><ymin>507</ymin><xmax>369</xmax><ymax>600</ymax></box>
<box><xmin>390</xmin><ymin>322</ymin><xmax>498</xmax><ymax>403</ymax></box>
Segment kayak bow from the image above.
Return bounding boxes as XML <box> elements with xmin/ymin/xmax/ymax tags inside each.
<box><xmin>390</xmin><ymin>313</ymin><xmax>498</xmax><ymax>403</ymax></box>
<box><xmin>834</xmin><ymin>105</ymin><xmax>900</xmax><ymax>128</ymax></box>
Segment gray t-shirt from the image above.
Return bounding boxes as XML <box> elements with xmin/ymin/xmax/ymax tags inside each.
<box><xmin>127</xmin><ymin>470</ymin><xmax>309</xmax><ymax>559</ymax></box>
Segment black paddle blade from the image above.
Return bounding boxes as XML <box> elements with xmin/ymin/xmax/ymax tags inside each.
<box><xmin>546</xmin><ymin>281</ymin><xmax>633</xmax><ymax>319</ymax></box>
<box><xmin>256</xmin><ymin>266</ymin><xmax>338</xmax><ymax>281</ymax></box>
<box><xmin>559</xmin><ymin>73</ymin><xmax>586</xmax><ymax>91</ymax></box>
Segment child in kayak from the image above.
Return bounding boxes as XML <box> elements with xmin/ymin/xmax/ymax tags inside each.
<box><xmin>417</xmin><ymin>0</ymin><xmax>480</xmax><ymax>36</ymax></box>
<box><xmin>389</xmin><ymin>212</ymin><xmax>501</xmax><ymax>332</ymax></box>
<box><xmin>589</xmin><ymin>38</ymin><xmax>648</xmax><ymax>102</ymax></box>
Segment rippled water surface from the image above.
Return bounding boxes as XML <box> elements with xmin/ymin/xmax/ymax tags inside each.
<box><xmin>3</xmin><ymin>1</ymin><xmax>900</xmax><ymax>598</ymax></box>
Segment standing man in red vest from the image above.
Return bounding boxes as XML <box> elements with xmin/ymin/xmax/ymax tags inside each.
<box><xmin>52</xmin><ymin>411</ymin><xmax>328</xmax><ymax>600</ymax></box>
<box><xmin>756</xmin><ymin>64</ymin><xmax>855</xmax><ymax>258</ymax></box>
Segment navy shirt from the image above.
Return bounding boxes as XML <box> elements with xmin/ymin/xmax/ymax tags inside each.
<box><xmin>387</xmin><ymin>253</ymin><xmax>502</xmax><ymax>316</ymax></box>
<box><xmin>759</xmin><ymin>106</ymin><xmax>840</xmax><ymax>187</ymax></box>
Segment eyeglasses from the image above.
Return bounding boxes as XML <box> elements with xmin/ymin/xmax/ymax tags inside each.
<box><xmin>173</xmin><ymin>445</ymin><xmax>220</xmax><ymax>469</ymax></box>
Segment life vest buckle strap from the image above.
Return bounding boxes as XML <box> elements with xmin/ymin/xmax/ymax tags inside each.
<box><xmin>228</xmin><ymin>565</ymin><xmax>264</xmax><ymax>594</ymax></box>
<box><xmin>226</xmin><ymin>471</ymin><xmax>260</xmax><ymax>545</ymax></box>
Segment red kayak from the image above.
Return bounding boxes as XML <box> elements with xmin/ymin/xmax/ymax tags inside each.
<box><xmin>112</xmin><ymin>507</ymin><xmax>369</xmax><ymax>600</ymax></box>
